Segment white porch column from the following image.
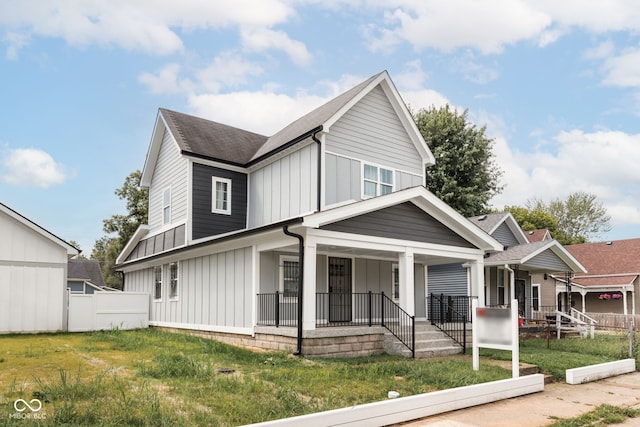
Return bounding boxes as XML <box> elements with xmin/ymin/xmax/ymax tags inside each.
<box><xmin>302</xmin><ymin>239</ymin><xmax>317</xmax><ymax>331</ymax></box>
<box><xmin>623</xmin><ymin>291</ymin><xmax>628</xmax><ymax>316</ymax></box>
<box><xmin>581</xmin><ymin>290</ymin><xmax>587</xmax><ymax>312</ymax></box>
<box><xmin>399</xmin><ymin>248</ymin><xmax>415</xmax><ymax>316</ymax></box>
<box><xmin>468</xmin><ymin>259</ymin><xmax>485</xmax><ymax>307</ymax></box>
<box><xmin>632</xmin><ymin>289</ymin><xmax>636</xmax><ymax>316</ymax></box>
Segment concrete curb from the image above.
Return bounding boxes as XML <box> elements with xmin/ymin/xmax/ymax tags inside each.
<box><xmin>247</xmin><ymin>374</ymin><xmax>545</xmax><ymax>427</ymax></box>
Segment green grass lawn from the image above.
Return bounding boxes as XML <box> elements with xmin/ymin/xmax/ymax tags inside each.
<box><xmin>0</xmin><ymin>329</ymin><xmax>509</xmax><ymax>426</ymax></box>
<box><xmin>0</xmin><ymin>329</ymin><xmax>636</xmax><ymax>426</ymax></box>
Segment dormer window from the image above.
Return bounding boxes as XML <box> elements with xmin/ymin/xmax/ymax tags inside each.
<box><xmin>212</xmin><ymin>177</ymin><xmax>232</xmax><ymax>215</ymax></box>
<box><xmin>363</xmin><ymin>163</ymin><xmax>393</xmax><ymax>198</ymax></box>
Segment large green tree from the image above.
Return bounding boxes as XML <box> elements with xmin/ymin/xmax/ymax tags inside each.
<box><xmin>414</xmin><ymin>104</ymin><xmax>503</xmax><ymax>217</ymax></box>
<box><xmin>502</xmin><ymin>205</ymin><xmax>559</xmax><ymax>236</ymax></box>
<box><xmin>526</xmin><ymin>192</ymin><xmax>611</xmax><ymax>245</ymax></box>
<box><xmin>91</xmin><ymin>170</ymin><xmax>148</xmax><ymax>288</ymax></box>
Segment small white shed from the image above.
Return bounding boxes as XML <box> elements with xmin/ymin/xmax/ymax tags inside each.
<box><xmin>0</xmin><ymin>203</ymin><xmax>78</xmax><ymax>333</ymax></box>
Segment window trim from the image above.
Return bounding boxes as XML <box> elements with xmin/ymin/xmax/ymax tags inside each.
<box><xmin>279</xmin><ymin>255</ymin><xmax>299</xmax><ymax>299</ymax></box>
<box><xmin>361</xmin><ymin>162</ymin><xmax>394</xmax><ymax>199</ymax></box>
<box><xmin>162</xmin><ymin>187</ymin><xmax>171</xmax><ymax>225</ymax></box>
<box><xmin>169</xmin><ymin>262</ymin><xmax>179</xmax><ymax>300</ymax></box>
<box><xmin>154</xmin><ymin>265</ymin><xmax>163</xmax><ymax>301</ymax></box>
<box><xmin>531</xmin><ymin>284</ymin><xmax>540</xmax><ymax>312</ymax></box>
<box><xmin>497</xmin><ymin>268</ymin><xmax>505</xmax><ymax>306</ymax></box>
<box><xmin>212</xmin><ymin>176</ymin><xmax>232</xmax><ymax>215</ymax></box>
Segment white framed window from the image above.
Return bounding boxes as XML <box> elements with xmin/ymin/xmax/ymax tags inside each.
<box><xmin>212</xmin><ymin>177</ymin><xmax>232</xmax><ymax>215</ymax></box>
<box><xmin>279</xmin><ymin>255</ymin><xmax>299</xmax><ymax>298</ymax></box>
<box><xmin>169</xmin><ymin>262</ymin><xmax>179</xmax><ymax>299</ymax></box>
<box><xmin>162</xmin><ymin>188</ymin><xmax>171</xmax><ymax>225</ymax></box>
<box><xmin>154</xmin><ymin>266</ymin><xmax>162</xmax><ymax>300</ymax></box>
<box><xmin>392</xmin><ymin>264</ymin><xmax>400</xmax><ymax>300</ymax></box>
<box><xmin>363</xmin><ymin>163</ymin><xmax>394</xmax><ymax>198</ymax></box>
<box><xmin>531</xmin><ymin>284</ymin><xmax>540</xmax><ymax>311</ymax></box>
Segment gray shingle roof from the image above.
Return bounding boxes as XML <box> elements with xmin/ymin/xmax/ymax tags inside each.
<box><xmin>250</xmin><ymin>72</ymin><xmax>382</xmax><ymax>162</ymax></box>
<box><xmin>159</xmin><ymin>72</ymin><xmax>384</xmax><ymax>166</ymax></box>
<box><xmin>160</xmin><ymin>108</ymin><xmax>268</xmax><ymax>165</ymax></box>
<box><xmin>484</xmin><ymin>240</ymin><xmax>551</xmax><ymax>264</ymax></box>
<box><xmin>68</xmin><ymin>259</ymin><xmax>106</xmax><ymax>287</ymax></box>
<box><xmin>468</xmin><ymin>212</ymin><xmax>509</xmax><ymax>234</ymax></box>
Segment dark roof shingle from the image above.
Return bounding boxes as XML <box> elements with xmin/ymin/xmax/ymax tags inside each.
<box><xmin>68</xmin><ymin>259</ymin><xmax>106</xmax><ymax>287</ymax></box>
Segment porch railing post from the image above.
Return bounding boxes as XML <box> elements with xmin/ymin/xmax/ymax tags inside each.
<box><xmin>381</xmin><ymin>291</ymin><xmax>385</xmax><ymax>328</ymax></box>
<box><xmin>462</xmin><ymin>313</ymin><xmax>467</xmax><ymax>354</ymax></box>
<box><xmin>275</xmin><ymin>290</ymin><xmax>280</xmax><ymax>328</ymax></box>
<box><xmin>429</xmin><ymin>293</ymin><xmax>434</xmax><ymax>325</ymax></box>
<box><xmin>411</xmin><ymin>315</ymin><xmax>416</xmax><ymax>358</ymax></box>
<box><xmin>368</xmin><ymin>291</ymin><xmax>372</xmax><ymax>327</ymax></box>
<box><xmin>439</xmin><ymin>293</ymin><xmax>445</xmax><ymax>324</ymax></box>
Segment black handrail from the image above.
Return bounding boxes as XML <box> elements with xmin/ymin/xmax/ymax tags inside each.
<box><xmin>256</xmin><ymin>291</ymin><xmax>415</xmax><ymax>357</ymax></box>
<box><xmin>428</xmin><ymin>293</ymin><xmax>469</xmax><ymax>353</ymax></box>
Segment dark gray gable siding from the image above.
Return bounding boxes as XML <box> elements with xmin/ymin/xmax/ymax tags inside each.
<box><xmin>321</xmin><ymin>202</ymin><xmax>476</xmax><ymax>248</ymax></box>
<box><xmin>192</xmin><ymin>163</ymin><xmax>247</xmax><ymax>240</ymax></box>
<box><xmin>428</xmin><ymin>263</ymin><xmax>468</xmax><ymax>296</ymax></box>
<box><xmin>492</xmin><ymin>222</ymin><xmax>521</xmax><ymax>247</ymax></box>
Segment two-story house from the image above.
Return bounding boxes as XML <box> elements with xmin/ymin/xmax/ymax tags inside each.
<box><xmin>116</xmin><ymin>71</ymin><xmax>503</xmax><ymax>357</ymax></box>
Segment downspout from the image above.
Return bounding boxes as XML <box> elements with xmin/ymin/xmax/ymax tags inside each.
<box><xmin>311</xmin><ymin>128</ymin><xmax>323</xmax><ymax>212</ymax></box>
<box><xmin>283</xmin><ymin>225</ymin><xmax>304</xmax><ymax>356</ymax></box>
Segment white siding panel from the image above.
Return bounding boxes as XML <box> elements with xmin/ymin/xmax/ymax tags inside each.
<box><xmin>249</xmin><ymin>143</ymin><xmax>317</xmax><ymax>227</ymax></box>
<box><xmin>326</xmin><ymin>86</ymin><xmax>423</xmax><ymax>175</ymax></box>
<box><xmin>148</xmin><ymin>130</ymin><xmax>188</xmax><ymax>232</ymax></box>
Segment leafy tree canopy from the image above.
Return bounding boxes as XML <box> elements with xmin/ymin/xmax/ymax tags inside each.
<box><xmin>414</xmin><ymin>104</ymin><xmax>503</xmax><ymax>217</ymax></box>
<box><xmin>91</xmin><ymin>170</ymin><xmax>148</xmax><ymax>288</ymax></box>
<box><xmin>501</xmin><ymin>205</ymin><xmax>559</xmax><ymax>236</ymax></box>
<box><xmin>526</xmin><ymin>192</ymin><xmax>611</xmax><ymax>245</ymax></box>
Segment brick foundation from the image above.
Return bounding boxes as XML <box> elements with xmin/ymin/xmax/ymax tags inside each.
<box><xmin>152</xmin><ymin>325</ymin><xmax>386</xmax><ymax>358</ymax></box>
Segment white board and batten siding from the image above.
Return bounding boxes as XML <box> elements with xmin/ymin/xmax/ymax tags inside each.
<box><xmin>0</xmin><ymin>211</ymin><xmax>68</xmax><ymax>333</ymax></box>
<box><xmin>125</xmin><ymin>247</ymin><xmax>254</xmax><ymax>333</ymax></box>
<box><xmin>249</xmin><ymin>143</ymin><xmax>317</xmax><ymax>228</ymax></box>
<box><xmin>148</xmin><ymin>130</ymin><xmax>188</xmax><ymax>233</ymax></box>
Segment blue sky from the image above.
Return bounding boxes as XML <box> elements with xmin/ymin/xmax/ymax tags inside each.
<box><xmin>1</xmin><ymin>1</ymin><xmax>640</xmax><ymax>254</ymax></box>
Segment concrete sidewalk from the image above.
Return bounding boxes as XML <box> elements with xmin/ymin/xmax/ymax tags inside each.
<box><xmin>402</xmin><ymin>372</ymin><xmax>640</xmax><ymax>427</ymax></box>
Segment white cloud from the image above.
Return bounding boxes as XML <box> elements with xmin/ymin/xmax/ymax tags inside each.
<box><xmin>583</xmin><ymin>40</ymin><xmax>615</xmax><ymax>60</ymax></box>
<box><xmin>240</xmin><ymin>27</ymin><xmax>312</xmax><ymax>67</ymax></box>
<box><xmin>601</xmin><ymin>47</ymin><xmax>640</xmax><ymax>88</ymax></box>
<box><xmin>491</xmin><ymin>128</ymin><xmax>640</xmax><ymax>232</ymax></box>
<box><xmin>0</xmin><ymin>0</ymin><xmax>295</xmax><ymax>56</ymax></box>
<box><xmin>2</xmin><ymin>31</ymin><xmax>29</xmax><ymax>60</ymax></box>
<box><xmin>138</xmin><ymin>63</ymin><xmax>195</xmax><ymax>95</ymax></box>
<box><xmin>1</xmin><ymin>148</ymin><xmax>70</xmax><ymax>188</ymax></box>
<box><xmin>365</xmin><ymin>0</ymin><xmax>551</xmax><ymax>54</ymax></box>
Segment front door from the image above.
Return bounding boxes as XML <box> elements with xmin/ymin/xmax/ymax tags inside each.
<box><xmin>515</xmin><ymin>279</ymin><xmax>526</xmax><ymax>317</ymax></box>
<box><xmin>329</xmin><ymin>257</ymin><xmax>352</xmax><ymax>322</ymax></box>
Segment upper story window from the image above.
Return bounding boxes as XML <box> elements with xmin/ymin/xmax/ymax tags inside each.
<box><xmin>212</xmin><ymin>177</ymin><xmax>232</xmax><ymax>215</ymax></box>
<box><xmin>363</xmin><ymin>163</ymin><xmax>393</xmax><ymax>198</ymax></box>
<box><xmin>162</xmin><ymin>188</ymin><xmax>171</xmax><ymax>225</ymax></box>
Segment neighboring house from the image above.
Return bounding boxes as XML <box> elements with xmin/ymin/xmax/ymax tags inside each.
<box><xmin>428</xmin><ymin>213</ymin><xmax>585</xmax><ymax>321</ymax></box>
<box><xmin>0</xmin><ymin>202</ymin><xmax>79</xmax><ymax>333</ymax></box>
<box><xmin>116</xmin><ymin>71</ymin><xmax>502</xmax><ymax>357</ymax></box>
<box><xmin>550</xmin><ymin>239</ymin><xmax>640</xmax><ymax>316</ymax></box>
<box><xmin>67</xmin><ymin>258</ymin><xmax>109</xmax><ymax>294</ymax></box>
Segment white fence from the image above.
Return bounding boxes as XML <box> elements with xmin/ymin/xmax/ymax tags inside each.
<box><xmin>67</xmin><ymin>291</ymin><xmax>149</xmax><ymax>332</ymax></box>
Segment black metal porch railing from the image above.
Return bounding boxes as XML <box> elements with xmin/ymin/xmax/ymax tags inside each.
<box><xmin>428</xmin><ymin>293</ymin><xmax>470</xmax><ymax>353</ymax></box>
<box><xmin>256</xmin><ymin>291</ymin><xmax>415</xmax><ymax>357</ymax></box>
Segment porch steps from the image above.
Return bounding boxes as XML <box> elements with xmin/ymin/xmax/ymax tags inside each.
<box><xmin>384</xmin><ymin>322</ymin><xmax>463</xmax><ymax>358</ymax></box>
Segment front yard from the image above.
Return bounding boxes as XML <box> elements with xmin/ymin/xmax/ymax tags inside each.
<box><xmin>0</xmin><ymin>328</ymin><xmax>634</xmax><ymax>426</ymax></box>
